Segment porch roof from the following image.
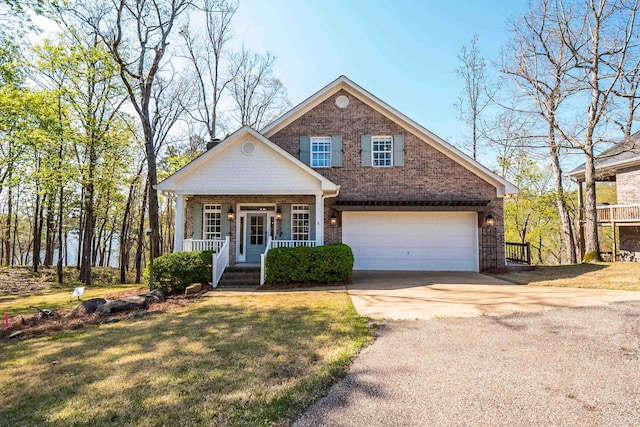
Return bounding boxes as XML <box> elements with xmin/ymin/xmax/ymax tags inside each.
<box><xmin>568</xmin><ymin>131</ymin><xmax>640</xmax><ymax>182</ymax></box>
<box><xmin>156</xmin><ymin>127</ymin><xmax>339</xmax><ymax>195</ymax></box>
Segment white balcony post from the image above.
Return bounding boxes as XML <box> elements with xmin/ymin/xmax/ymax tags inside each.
<box><xmin>315</xmin><ymin>193</ymin><xmax>323</xmax><ymax>246</ymax></box>
<box><xmin>174</xmin><ymin>194</ymin><xmax>185</xmax><ymax>252</ymax></box>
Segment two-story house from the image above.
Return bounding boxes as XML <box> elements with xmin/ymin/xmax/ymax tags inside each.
<box><xmin>568</xmin><ymin>132</ymin><xmax>640</xmax><ymax>261</ymax></box>
<box><xmin>157</xmin><ymin>76</ymin><xmax>518</xmax><ymax>284</ymax></box>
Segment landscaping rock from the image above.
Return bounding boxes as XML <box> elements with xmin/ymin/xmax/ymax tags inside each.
<box><xmin>8</xmin><ymin>330</ymin><xmax>24</xmax><ymax>339</ymax></box>
<box><xmin>126</xmin><ymin>310</ymin><xmax>163</xmax><ymax>321</ymax></box>
<box><xmin>142</xmin><ymin>289</ymin><xmax>166</xmax><ymax>303</ymax></box>
<box><xmin>185</xmin><ymin>283</ymin><xmax>202</xmax><ymax>295</ymax></box>
<box><xmin>96</xmin><ymin>297</ymin><xmax>148</xmax><ymax>315</ymax></box>
<box><xmin>70</xmin><ymin>298</ymin><xmax>107</xmax><ymax>316</ymax></box>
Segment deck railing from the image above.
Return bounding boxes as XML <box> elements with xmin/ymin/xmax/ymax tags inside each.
<box><xmin>596</xmin><ymin>204</ymin><xmax>640</xmax><ymax>223</ymax></box>
<box><xmin>505</xmin><ymin>242</ymin><xmax>531</xmax><ymax>265</ymax></box>
<box><xmin>260</xmin><ymin>236</ymin><xmax>273</xmax><ymax>286</ymax></box>
<box><xmin>211</xmin><ymin>236</ymin><xmax>230</xmax><ymax>288</ymax></box>
<box><xmin>183</xmin><ymin>238</ymin><xmax>226</xmax><ymax>252</ymax></box>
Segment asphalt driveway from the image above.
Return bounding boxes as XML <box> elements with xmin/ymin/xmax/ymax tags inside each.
<box><xmin>294</xmin><ymin>301</ymin><xmax>640</xmax><ymax>426</ymax></box>
<box><xmin>347</xmin><ymin>270</ymin><xmax>640</xmax><ymax>319</ymax></box>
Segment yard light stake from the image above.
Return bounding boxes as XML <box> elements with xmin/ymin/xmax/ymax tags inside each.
<box><xmin>4</xmin><ymin>313</ymin><xmax>8</xmax><ymax>331</ymax></box>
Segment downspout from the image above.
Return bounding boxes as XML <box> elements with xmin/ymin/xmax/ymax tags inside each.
<box><xmin>321</xmin><ymin>185</ymin><xmax>340</xmax><ymax>245</ymax></box>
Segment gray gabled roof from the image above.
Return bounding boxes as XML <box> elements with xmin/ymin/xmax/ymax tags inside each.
<box><xmin>567</xmin><ymin>131</ymin><xmax>640</xmax><ymax>181</ymax></box>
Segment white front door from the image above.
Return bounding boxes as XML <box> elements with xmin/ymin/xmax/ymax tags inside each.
<box><xmin>342</xmin><ymin>211</ymin><xmax>478</xmax><ymax>271</ymax></box>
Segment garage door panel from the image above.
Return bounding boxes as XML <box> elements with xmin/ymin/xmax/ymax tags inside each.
<box><xmin>342</xmin><ymin>212</ymin><xmax>478</xmax><ymax>271</ymax></box>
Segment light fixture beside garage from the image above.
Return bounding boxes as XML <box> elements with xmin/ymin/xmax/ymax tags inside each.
<box><xmin>330</xmin><ymin>211</ymin><xmax>338</xmax><ymax>226</ymax></box>
<box><xmin>484</xmin><ymin>213</ymin><xmax>495</xmax><ymax>227</ymax></box>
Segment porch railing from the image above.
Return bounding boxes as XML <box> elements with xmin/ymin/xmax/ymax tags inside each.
<box><xmin>596</xmin><ymin>203</ymin><xmax>640</xmax><ymax>223</ymax></box>
<box><xmin>211</xmin><ymin>236</ymin><xmax>230</xmax><ymax>288</ymax></box>
<box><xmin>260</xmin><ymin>236</ymin><xmax>273</xmax><ymax>286</ymax></box>
<box><xmin>260</xmin><ymin>239</ymin><xmax>318</xmax><ymax>285</ymax></box>
<box><xmin>269</xmin><ymin>240</ymin><xmax>317</xmax><ymax>249</ymax></box>
<box><xmin>505</xmin><ymin>242</ymin><xmax>531</xmax><ymax>265</ymax></box>
<box><xmin>183</xmin><ymin>238</ymin><xmax>226</xmax><ymax>252</ymax></box>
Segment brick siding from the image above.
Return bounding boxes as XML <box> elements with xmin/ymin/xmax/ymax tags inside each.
<box><xmin>270</xmin><ymin>90</ymin><xmax>506</xmax><ymax>270</ymax></box>
<box><xmin>616</xmin><ymin>165</ymin><xmax>640</xmax><ymax>204</ymax></box>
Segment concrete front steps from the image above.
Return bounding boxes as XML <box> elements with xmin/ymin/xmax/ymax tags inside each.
<box><xmin>217</xmin><ymin>264</ymin><xmax>260</xmax><ymax>288</ymax></box>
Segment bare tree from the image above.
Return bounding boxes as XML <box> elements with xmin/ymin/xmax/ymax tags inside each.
<box><xmin>455</xmin><ymin>35</ymin><xmax>493</xmax><ymax>160</ymax></box>
<box><xmin>61</xmin><ymin>0</ymin><xmax>195</xmax><ymax>258</ymax></box>
<box><xmin>180</xmin><ymin>0</ymin><xmax>237</xmax><ymax>142</ymax></box>
<box><xmin>501</xmin><ymin>0</ymin><xmax>580</xmax><ymax>263</ymax></box>
<box><xmin>228</xmin><ymin>46</ymin><xmax>290</xmax><ymax>130</ymax></box>
<box><xmin>554</xmin><ymin>0</ymin><xmax>639</xmax><ymax>260</ymax></box>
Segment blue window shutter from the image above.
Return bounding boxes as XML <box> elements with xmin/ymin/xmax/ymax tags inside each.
<box><xmin>192</xmin><ymin>203</ymin><xmax>203</xmax><ymax>239</ymax></box>
<box><xmin>280</xmin><ymin>204</ymin><xmax>291</xmax><ymax>240</ymax></box>
<box><xmin>221</xmin><ymin>204</ymin><xmax>230</xmax><ymax>238</ymax></box>
<box><xmin>361</xmin><ymin>135</ymin><xmax>372</xmax><ymax>166</ymax></box>
<box><xmin>300</xmin><ymin>136</ymin><xmax>310</xmax><ymax>165</ymax></box>
<box><xmin>393</xmin><ymin>134</ymin><xmax>405</xmax><ymax>166</ymax></box>
<box><xmin>331</xmin><ymin>135</ymin><xmax>342</xmax><ymax>167</ymax></box>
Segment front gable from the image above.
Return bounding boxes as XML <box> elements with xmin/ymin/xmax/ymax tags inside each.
<box><xmin>157</xmin><ymin>127</ymin><xmax>338</xmax><ymax>195</ymax></box>
<box><xmin>264</xmin><ymin>76</ymin><xmax>518</xmax><ymax>198</ymax></box>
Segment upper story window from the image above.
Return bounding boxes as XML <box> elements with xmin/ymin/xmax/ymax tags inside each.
<box><xmin>203</xmin><ymin>204</ymin><xmax>221</xmax><ymax>240</ymax></box>
<box><xmin>372</xmin><ymin>136</ymin><xmax>393</xmax><ymax>167</ymax></box>
<box><xmin>311</xmin><ymin>137</ymin><xmax>332</xmax><ymax>168</ymax></box>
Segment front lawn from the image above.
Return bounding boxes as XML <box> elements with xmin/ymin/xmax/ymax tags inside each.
<box><xmin>0</xmin><ymin>290</ymin><xmax>374</xmax><ymax>426</ymax></box>
<box><xmin>493</xmin><ymin>262</ymin><xmax>640</xmax><ymax>291</ymax></box>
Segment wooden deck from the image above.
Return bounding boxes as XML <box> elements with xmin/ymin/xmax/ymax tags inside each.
<box><xmin>597</xmin><ymin>204</ymin><xmax>640</xmax><ymax>225</ymax></box>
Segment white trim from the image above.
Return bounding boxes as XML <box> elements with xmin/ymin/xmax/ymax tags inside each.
<box><xmin>235</xmin><ymin>203</ymin><xmax>276</xmax><ymax>263</ymax></box>
<box><xmin>262</xmin><ymin>76</ymin><xmax>518</xmax><ymax>197</ymax></box>
<box><xmin>157</xmin><ymin>127</ymin><xmax>338</xmax><ymax>193</ymax></box>
<box><xmin>291</xmin><ymin>204</ymin><xmax>311</xmax><ymax>241</ymax></box>
<box><xmin>371</xmin><ymin>135</ymin><xmax>393</xmax><ymax>168</ymax></box>
<box><xmin>315</xmin><ymin>193</ymin><xmax>324</xmax><ymax>246</ymax></box>
<box><xmin>174</xmin><ymin>195</ymin><xmax>185</xmax><ymax>251</ymax></box>
<box><xmin>310</xmin><ymin>136</ymin><xmax>332</xmax><ymax>168</ymax></box>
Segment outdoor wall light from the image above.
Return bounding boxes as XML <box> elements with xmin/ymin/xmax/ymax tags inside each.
<box><xmin>484</xmin><ymin>213</ymin><xmax>495</xmax><ymax>227</ymax></box>
<box><xmin>276</xmin><ymin>207</ymin><xmax>282</xmax><ymax>220</ymax></box>
<box><xmin>227</xmin><ymin>207</ymin><xmax>235</xmax><ymax>221</ymax></box>
<box><xmin>330</xmin><ymin>212</ymin><xmax>338</xmax><ymax>226</ymax></box>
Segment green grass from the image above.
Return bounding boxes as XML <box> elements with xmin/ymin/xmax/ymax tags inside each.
<box><xmin>0</xmin><ymin>290</ymin><xmax>375</xmax><ymax>426</ymax></box>
<box><xmin>493</xmin><ymin>262</ymin><xmax>640</xmax><ymax>291</ymax></box>
<box><xmin>0</xmin><ymin>284</ymin><xmax>144</xmax><ymax>317</ymax></box>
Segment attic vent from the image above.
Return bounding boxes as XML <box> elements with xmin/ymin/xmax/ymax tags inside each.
<box><xmin>241</xmin><ymin>141</ymin><xmax>257</xmax><ymax>156</ymax></box>
<box><xmin>335</xmin><ymin>95</ymin><xmax>350</xmax><ymax>109</ymax></box>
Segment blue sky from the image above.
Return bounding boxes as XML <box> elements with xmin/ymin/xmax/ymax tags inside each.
<box><xmin>232</xmin><ymin>0</ymin><xmax>529</xmax><ymax>148</ymax></box>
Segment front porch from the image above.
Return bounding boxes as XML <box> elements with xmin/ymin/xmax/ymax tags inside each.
<box><xmin>596</xmin><ymin>203</ymin><xmax>640</xmax><ymax>262</ymax></box>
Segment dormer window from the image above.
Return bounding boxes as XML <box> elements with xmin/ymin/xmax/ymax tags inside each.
<box><xmin>311</xmin><ymin>136</ymin><xmax>332</xmax><ymax>168</ymax></box>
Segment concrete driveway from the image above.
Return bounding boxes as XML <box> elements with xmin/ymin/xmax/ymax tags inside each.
<box><xmin>347</xmin><ymin>270</ymin><xmax>640</xmax><ymax>319</ymax></box>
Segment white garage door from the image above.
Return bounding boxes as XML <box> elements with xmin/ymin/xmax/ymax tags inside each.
<box><xmin>342</xmin><ymin>211</ymin><xmax>478</xmax><ymax>271</ymax></box>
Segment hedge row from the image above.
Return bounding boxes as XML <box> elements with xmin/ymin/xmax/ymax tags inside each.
<box><xmin>265</xmin><ymin>243</ymin><xmax>354</xmax><ymax>284</ymax></box>
<box><xmin>145</xmin><ymin>250</ymin><xmax>214</xmax><ymax>293</ymax></box>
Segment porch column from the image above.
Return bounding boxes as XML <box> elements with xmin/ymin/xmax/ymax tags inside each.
<box><xmin>174</xmin><ymin>194</ymin><xmax>185</xmax><ymax>252</ymax></box>
<box><xmin>315</xmin><ymin>193</ymin><xmax>324</xmax><ymax>246</ymax></box>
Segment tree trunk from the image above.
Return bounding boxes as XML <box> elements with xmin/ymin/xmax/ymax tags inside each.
<box><xmin>44</xmin><ymin>192</ymin><xmax>55</xmax><ymax>267</ymax></box>
<box><xmin>135</xmin><ymin>179</ymin><xmax>149</xmax><ymax>284</ymax></box>
<box><xmin>547</xmin><ymin>123</ymin><xmax>577</xmax><ymax>264</ymax></box>
<box><xmin>4</xmin><ymin>184</ymin><xmax>12</xmax><ymax>266</ymax></box>
<box><xmin>57</xmin><ymin>184</ymin><xmax>64</xmax><ymax>283</ymax></box>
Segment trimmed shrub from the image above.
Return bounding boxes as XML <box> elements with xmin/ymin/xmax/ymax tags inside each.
<box><xmin>265</xmin><ymin>244</ymin><xmax>354</xmax><ymax>285</ymax></box>
<box><xmin>145</xmin><ymin>250</ymin><xmax>214</xmax><ymax>293</ymax></box>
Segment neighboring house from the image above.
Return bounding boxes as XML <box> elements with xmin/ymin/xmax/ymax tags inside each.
<box><xmin>157</xmin><ymin>76</ymin><xmax>518</xmax><ymax>282</ymax></box>
<box><xmin>568</xmin><ymin>132</ymin><xmax>640</xmax><ymax>261</ymax></box>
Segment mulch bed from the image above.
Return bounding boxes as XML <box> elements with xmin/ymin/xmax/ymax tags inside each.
<box><xmin>1</xmin><ymin>289</ymin><xmax>209</xmax><ymax>341</ymax></box>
